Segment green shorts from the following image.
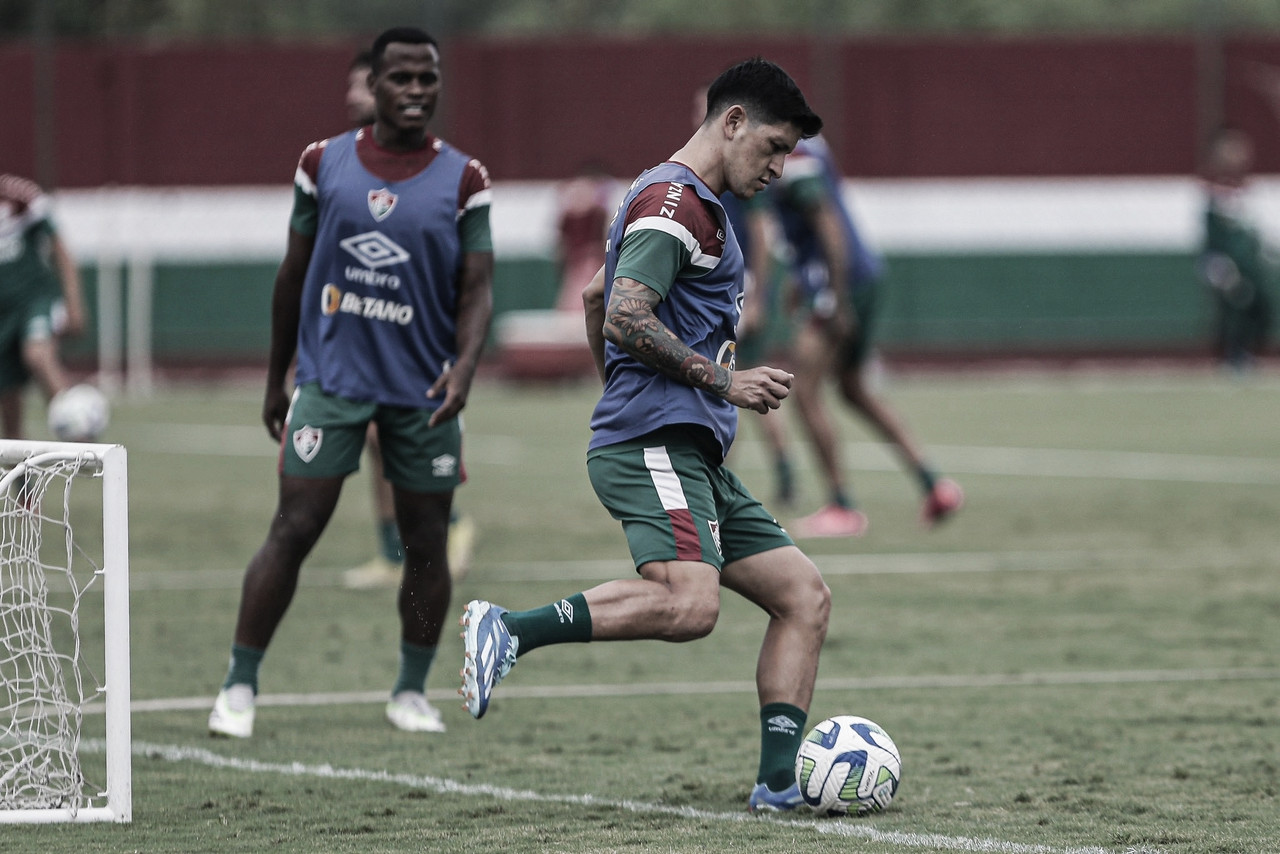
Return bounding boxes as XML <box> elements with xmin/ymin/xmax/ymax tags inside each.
<box><xmin>838</xmin><ymin>285</ymin><xmax>880</xmax><ymax>369</ymax></box>
<box><xmin>0</xmin><ymin>295</ymin><xmax>60</xmax><ymax>392</ymax></box>
<box><xmin>586</xmin><ymin>426</ymin><xmax>794</xmax><ymax>571</ymax></box>
<box><xmin>281</xmin><ymin>382</ymin><xmax>463</xmax><ymax>493</ymax></box>
<box><xmin>801</xmin><ymin>284</ymin><xmax>880</xmax><ymax>370</ymax></box>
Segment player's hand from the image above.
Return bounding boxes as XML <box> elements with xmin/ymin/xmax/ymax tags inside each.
<box><xmin>261</xmin><ymin>387</ymin><xmax>290</xmax><ymax>442</ymax></box>
<box><xmin>426</xmin><ymin>361</ymin><xmax>471</xmax><ymax>427</ymax></box>
<box><xmin>723</xmin><ymin>366</ymin><xmax>792</xmax><ymax>414</ymax></box>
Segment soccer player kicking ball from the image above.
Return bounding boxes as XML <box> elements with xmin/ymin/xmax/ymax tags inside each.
<box><xmin>461</xmin><ymin>58</ymin><xmax>830</xmax><ymax>813</ymax></box>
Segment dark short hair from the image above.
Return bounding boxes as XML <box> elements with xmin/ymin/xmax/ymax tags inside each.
<box><xmin>705</xmin><ymin>57</ymin><xmax>823</xmax><ymax>138</ymax></box>
<box><xmin>370</xmin><ymin>27</ymin><xmax>438</xmax><ymax>74</ymax></box>
<box><xmin>350</xmin><ymin>49</ymin><xmax>373</xmax><ymax>73</ymax></box>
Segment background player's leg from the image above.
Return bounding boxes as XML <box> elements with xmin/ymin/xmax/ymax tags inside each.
<box><xmin>211</xmin><ymin>474</ymin><xmax>345</xmax><ymax>737</ymax></box>
<box><xmin>21</xmin><ymin>337</ymin><xmax>69</xmax><ymax>403</ymax></box>
<box><xmin>837</xmin><ymin>359</ymin><xmax>963</xmax><ymax>525</ymax></box>
<box><xmin>384</xmin><ymin>485</ymin><xmax>455</xmax><ymax>732</ymax></box>
<box><xmin>392</xmin><ymin>486</ymin><xmax>454</xmax><ymax>648</ymax></box>
<box><xmin>233</xmin><ymin>474</ymin><xmax>345</xmax><ymax>649</ymax></box>
<box><xmin>342</xmin><ymin>424</ymin><xmax>405</xmax><ymax>589</ymax></box>
<box><xmin>790</xmin><ymin>324</ymin><xmax>866</xmax><ymax>537</ymax></box>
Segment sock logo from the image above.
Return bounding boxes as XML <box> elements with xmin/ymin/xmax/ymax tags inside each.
<box><xmin>554</xmin><ymin>598</ymin><xmax>574</xmax><ymax>624</ymax></box>
<box><xmin>766</xmin><ymin>714</ymin><xmax>798</xmax><ymax>735</ymax></box>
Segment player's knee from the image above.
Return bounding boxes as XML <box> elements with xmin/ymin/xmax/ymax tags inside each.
<box><xmin>268</xmin><ymin>504</ymin><xmax>328</xmax><ymax>552</ymax></box>
<box><xmin>665</xmin><ymin>594</ymin><xmax>719</xmax><ymax>641</ymax></box>
<box><xmin>786</xmin><ymin>563</ymin><xmax>831</xmax><ymax>637</ymax></box>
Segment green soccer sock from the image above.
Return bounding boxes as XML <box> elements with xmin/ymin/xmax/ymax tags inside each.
<box><xmin>916</xmin><ymin>464</ymin><xmax>939</xmax><ymax>493</ymax></box>
<box><xmin>391</xmin><ymin>640</ymin><xmax>437</xmax><ymax>696</ymax></box>
<box><xmin>757</xmin><ymin>702</ymin><xmax>808</xmax><ymax>791</ymax></box>
<box><xmin>379</xmin><ymin>519</ymin><xmax>404</xmax><ymax>563</ymax></box>
<box><xmin>224</xmin><ymin>644</ymin><xmax>265</xmax><ymax>694</ymax></box>
<box><xmin>501</xmin><ymin>593</ymin><xmax>592</xmax><ymax>656</ymax></box>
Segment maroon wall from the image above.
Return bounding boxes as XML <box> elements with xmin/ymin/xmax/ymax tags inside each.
<box><xmin>4</xmin><ymin>34</ymin><xmax>1280</xmax><ymax>188</ymax></box>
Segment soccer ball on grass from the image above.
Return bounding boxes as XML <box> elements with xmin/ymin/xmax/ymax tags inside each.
<box><xmin>47</xmin><ymin>384</ymin><xmax>110</xmax><ymax>442</ymax></box>
<box><xmin>795</xmin><ymin>715</ymin><xmax>902</xmax><ymax>815</ymax></box>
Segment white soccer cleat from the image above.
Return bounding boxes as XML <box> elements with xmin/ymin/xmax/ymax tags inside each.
<box><xmin>208</xmin><ymin>684</ymin><xmax>256</xmax><ymax>738</ymax></box>
<box><xmin>385</xmin><ymin>691</ymin><xmax>447</xmax><ymax>733</ymax></box>
<box><xmin>342</xmin><ymin>555</ymin><xmax>402</xmax><ymax>589</ymax></box>
<box><xmin>459</xmin><ymin>599</ymin><xmax>518</xmax><ymax>719</ymax></box>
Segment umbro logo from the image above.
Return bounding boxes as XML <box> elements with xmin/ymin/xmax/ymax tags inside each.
<box><xmin>432</xmin><ymin>454</ymin><xmax>458</xmax><ymax>477</ymax></box>
<box><xmin>554</xmin><ymin>599</ymin><xmax>574</xmax><ymax>624</ymax></box>
<box><xmin>339</xmin><ymin>231</ymin><xmax>410</xmax><ymax>269</ymax></box>
<box><xmin>766</xmin><ymin>715</ymin><xmax>798</xmax><ymax>735</ymax></box>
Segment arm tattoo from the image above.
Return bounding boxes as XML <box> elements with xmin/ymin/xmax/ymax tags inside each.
<box><xmin>606</xmin><ymin>286</ymin><xmax>732</xmax><ymax>396</ymax></box>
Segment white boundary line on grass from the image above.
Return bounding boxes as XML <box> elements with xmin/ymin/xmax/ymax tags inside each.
<box><xmin>127</xmin><ymin>422</ymin><xmax>1280</xmax><ymax>485</ymax></box>
<box><xmin>81</xmin><ymin>739</ymin><xmax>1156</xmax><ymax>854</ymax></box>
<box><xmin>117</xmin><ymin>543</ymin><xmax>1273</xmax><ymax>590</ymax></box>
<box><xmin>88</xmin><ymin>666</ymin><xmax>1280</xmax><ymax>715</ymax></box>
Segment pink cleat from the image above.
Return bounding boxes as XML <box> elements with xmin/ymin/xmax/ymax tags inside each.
<box><xmin>791</xmin><ymin>504</ymin><xmax>869</xmax><ymax>538</ymax></box>
<box><xmin>923</xmin><ymin>478</ymin><xmax>964</xmax><ymax>527</ymax></box>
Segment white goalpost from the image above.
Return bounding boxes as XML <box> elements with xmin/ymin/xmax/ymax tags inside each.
<box><xmin>0</xmin><ymin>440</ymin><xmax>131</xmax><ymax>824</ymax></box>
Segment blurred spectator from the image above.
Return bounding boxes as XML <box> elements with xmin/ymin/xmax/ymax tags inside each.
<box><xmin>345</xmin><ymin>50</ymin><xmax>377</xmax><ymax>126</ymax></box>
<box><xmin>1200</xmin><ymin>127</ymin><xmax>1274</xmax><ymax>371</ymax></box>
<box><xmin>554</xmin><ymin>165</ymin><xmax>613</xmax><ymax>313</ymax></box>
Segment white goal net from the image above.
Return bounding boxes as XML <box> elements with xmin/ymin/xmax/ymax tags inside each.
<box><xmin>0</xmin><ymin>440</ymin><xmax>131</xmax><ymax>824</ymax></box>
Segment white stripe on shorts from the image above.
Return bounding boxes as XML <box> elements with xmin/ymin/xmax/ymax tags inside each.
<box><xmin>643</xmin><ymin>446</ymin><xmax>689</xmax><ymax>511</ymax></box>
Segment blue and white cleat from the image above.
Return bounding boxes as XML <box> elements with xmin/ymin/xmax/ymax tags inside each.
<box><xmin>459</xmin><ymin>599</ymin><xmax>518</xmax><ymax>719</ymax></box>
<box><xmin>748</xmin><ymin>781</ymin><xmax>804</xmax><ymax>813</ymax></box>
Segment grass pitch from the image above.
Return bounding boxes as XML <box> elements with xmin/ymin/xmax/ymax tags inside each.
<box><xmin>6</xmin><ymin>366</ymin><xmax>1279</xmax><ymax>853</ymax></box>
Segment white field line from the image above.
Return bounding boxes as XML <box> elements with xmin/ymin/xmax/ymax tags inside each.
<box><xmin>86</xmin><ymin>666</ymin><xmax>1280</xmax><ymax>716</ymax></box>
<box><xmin>118</xmin><ymin>544</ymin><xmax>1272</xmax><ymax>590</ymax></box>
<box><xmin>78</xmin><ymin>738</ymin><xmax>1157</xmax><ymax>854</ymax></box>
<box><xmin>124</xmin><ymin>422</ymin><xmax>1280</xmax><ymax>485</ymax></box>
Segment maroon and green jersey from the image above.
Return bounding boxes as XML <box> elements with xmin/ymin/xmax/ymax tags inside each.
<box><xmin>589</xmin><ymin>161</ymin><xmax>745</xmax><ymax>461</ymax></box>
<box><xmin>287</xmin><ymin>128</ymin><xmax>492</xmax><ymax>408</ymax></box>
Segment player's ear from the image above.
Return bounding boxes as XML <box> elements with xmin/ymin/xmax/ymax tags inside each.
<box><xmin>723</xmin><ymin>105</ymin><xmax>747</xmax><ymax>139</ymax></box>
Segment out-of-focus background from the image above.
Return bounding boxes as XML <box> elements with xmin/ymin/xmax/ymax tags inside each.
<box><xmin>7</xmin><ymin>0</ymin><xmax>1280</xmax><ymax>389</ymax></box>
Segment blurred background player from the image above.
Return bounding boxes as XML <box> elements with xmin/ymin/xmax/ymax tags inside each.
<box><xmin>209</xmin><ymin>26</ymin><xmax>494</xmax><ymax>738</ymax></box>
<box><xmin>754</xmin><ymin>135</ymin><xmax>962</xmax><ymax>537</ymax></box>
<box><xmin>1199</xmin><ymin>127</ymin><xmax>1275</xmax><ymax>372</ymax></box>
<box><xmin>0</xmin><ymin>173</ymin><xmax>87</xmax><ymax>439</ymax></box>
<box><xmin>340</xmin><ymin>48</ymin><xmax>477</xmax><ymax>589</ymax></box>
<box><xmin>554</xmin><ymin>163</ymin><xmax>612</xmax><ymax>314</ymax></box>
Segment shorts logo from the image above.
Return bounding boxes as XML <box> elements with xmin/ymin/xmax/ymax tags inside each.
<box><xmin>367</xmin><ymin>188</ymin><xmax>398</xmax><ymax>222</ymax></box>
<box><xmin>339</xmin><ymin>231</ymin><xmax>410</xmax><ymax>269</ymax></box>
<box><xmin>554</xmin><ymin>598</ymin><xmax>574</xmax><ymax>624</ymax></box>
<box><xmin>431</xmin><ymin>454</ymin><xmax>458</xmax><ymax>478</ymax></box>
<box><xmin>292</xmin><ymin>425</ymin><xmax>323</xmax><ymax>463</ymax></box>
<box><xmin>708</xmin><ymin>519</ymin><xmax>722</xmax><ymax>556</ymax></box>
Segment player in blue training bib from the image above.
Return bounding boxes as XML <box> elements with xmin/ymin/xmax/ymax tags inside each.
<box><xmin>209</xmin><ymin>27</ymin><xmax>493</xmax><ymax>740</ymax></box>
<box><xmin>460</xmin><ymin>58</ymin><xmax>835</xmax><ymax>815</ymax></box>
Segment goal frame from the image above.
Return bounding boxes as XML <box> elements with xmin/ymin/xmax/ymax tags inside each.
<box><xmin>0</xmin><ymin>440</ymin><xmax>131</xmax><ymax>824</ymax></box>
